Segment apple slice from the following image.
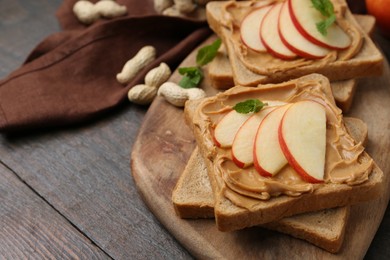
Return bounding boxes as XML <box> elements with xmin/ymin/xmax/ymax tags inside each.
<box><xmin>232</xmin><ymin>101</ymin><xmax>286</xmax><ymax>168</ymax></box>
<box><xmin>261</xmin><ymin>2</ymin><xmax>297</xmax><ymax>60</ymax></box>
<box><xmin>279</xmin><ymin>100</ymin><xmax>326</xmax><ymax>183</ymax></box>
<box><xmin>240</xmin><ymin>5</ymin><xmax>273</xmax><ymax>52</ymax></box>
<box><xmin>253</xmin><ymin>104</ymin><xmax>291</xmax><ymax>177</ymax></box>
<box><xmin>279</xmin><ymin>2</ymin><xmax>330</xmax><ymax>59</ymax></box>
<box><xmin>213</xmin><ymin>110</ymin><xmax>252</xmax><ymax>148</ymax></box>
<box><xmin>288</xmin><ymin>0</ymin><xmax>351</xmax><ymax>50</ymax></box>
<box><xmin>232</xmin><ymin>111</ymin><xmax>270</xmax><ymax>168</ymax></box>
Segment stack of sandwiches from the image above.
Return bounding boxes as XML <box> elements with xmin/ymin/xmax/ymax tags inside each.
<box><xmin>171</xmin><ymin>0</ymin><xmax>385</xmax><ymax>253</ymax></box>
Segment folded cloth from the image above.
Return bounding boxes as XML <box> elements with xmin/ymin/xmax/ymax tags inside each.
<box><xmin>0</xmin><ymin>0</ymin><xmax>211</xmax><ymax>132</ymax></box>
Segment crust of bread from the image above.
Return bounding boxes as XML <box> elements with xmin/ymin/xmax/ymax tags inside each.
<box><xmin>207</xmin><ymin>45</ymin><xmax>357</xmax><ymax>111</ymax></box>
<box><xmin>329</xmin><ymin>80</ymin><xmax>357</xmax><ymax>112</ymax></box>
<box><xmin>172</xmin><ymin>147</ymin><xmax>350</xmax><ymax>253</ymax></box>
<box><xmin>263</xmin><ymin>207</ymin><xmax>349</xmax><ymax>253</ymax></box>
<box><xmin>207</xmin><ymin>44</ymin><xmax>235</xmax><ymax>90</ymax></box>
<box><xmin>206</xmin><ymin>14</ymin><xmax>376</xmax><ymax>112</ymax></box>
<box><xmin>344</xmin><ymin>117</ymin><xmax>368</xmax><ymax>146</ymax></box>
<box><xmin>172</xmin><ymin>116</ymin><xmax>367</xmax><ymax>252</ymax></box>
<box><xmin>184</xmin><ymin>74</ymin><xmax>384</xmax><ymax>232</ymax></box>
<box><xmin>205</xmin><ymin>1</ymin><xmax>383</xmax><ymax>85</ymax></box>
<box><xmin>172</xmin><ymin>147</ymin><xmax>215</xmax><ymax>219</ymax></box>
<box><xmin>353</xmin><ymin>14</ymin><xmax>376</xmax><ymax>37</ymax></box>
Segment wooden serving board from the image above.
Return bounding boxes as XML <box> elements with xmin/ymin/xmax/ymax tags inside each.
<box><xmin>131</xmin><ymin>36</ymin><xmax>390</xmax><ymax>259</ymax></box>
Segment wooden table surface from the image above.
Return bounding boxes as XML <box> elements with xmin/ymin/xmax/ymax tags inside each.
<box><xmin>0</xmin><ymin>1</ymin><xmax>389</xmax><ymax>259</ymax></box>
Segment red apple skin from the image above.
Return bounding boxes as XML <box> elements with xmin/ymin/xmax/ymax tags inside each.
<box><xmin>366</xmin><ymin>0</ymin><xmax>390</xmax><ymax>37</ymax></box>
<box><xmin>212</xmin><ymin>127</ymin><xmax>224</xmax><ymax>147</ymax></box>
<box><xmin>278</xmin><ymin>112</ymin><xmax>324</xmax><ymax>184</ymax></box>
<box><xmin>287</xmin><ymin>0</ymin><xmax>348</xmax><ymax>50</ymax></box>
<box><xmin>260</xmin><ymin>3</ymin><xmax>297</xmax><ymax>60</ymax></box>
<box><xmin>213</xmin><ymin>132</ymin><xmax>222</xmax><ymax>147</ymax></box>
<box><xmin>253</xmin><ymin>153</ymin><xmax>273</xmax><ymax>177</ymax></box>
<box><xmin>279</xmin><ymin>28</ymin><xmax>325</xmax><ymax>59</ymax></box>
<box><xmin>232</xmin><ymin>153</ymin><xmax>246</xmax><ymax>169</ymax></box>
<box><xmin>240</xmin><ymin>6</ymin><xmax>270</xmax><ymax>53</ymax></box>
<box><xmin>278</xmin><ymin>2</ymin><xmax>328</xmax><ymax>59</ymax></box>
<box><xmin>252</xmin><ymin>113</ymin><xmax>274</xmax><ymax>178</ymax></box>
<box><xmin>262</xmin><ymin>39</ymin><xmax>298</xmax><ymax>60</ymax></box>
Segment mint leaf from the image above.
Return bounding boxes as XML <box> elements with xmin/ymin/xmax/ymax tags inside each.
<box><xmin>311</xmin><ymin>0</ymin><xmax>336</xmax><ymax>36</ymax></box>
<box><xmin>233</xmin><ymin>99</ymin><xmax>267</xmax><ymax>114</ymax></box>
<box><xmin>177</xmin><ymin>39</ymin><xmax>220</xmax><ymax>89</ymax></box>
<box><xmin>178</xmin><ymin>67</ymin><xmax>203</xmax><ymax>89</ymax></box>
<box><xmin>316</xmin><ymin>14</ymin><xmax>336</xmax><ymax>36</ymax></box>
<box><xmin>196</xmin><ymin>39</ymin><xmax>222</xmax><ymax>67</ymax></box>
<box><xmin>311</xmin><ymin>0</ymin><xmax>334</xmax><ymax>17</ymax></box>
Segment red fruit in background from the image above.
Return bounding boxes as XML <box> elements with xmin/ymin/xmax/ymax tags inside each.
<box><xmin>365</xmin><ymin>0</ymin><xmax>390</xmax><ymax>37</ymax></box>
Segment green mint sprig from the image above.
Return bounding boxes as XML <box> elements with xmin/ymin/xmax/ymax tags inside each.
<box><xmin>178</xmin><ymin>67</ymin><xmax>203</xmax><ymax>89</ymax></box>
<box><xmin>196</xmin><ymin>38</ymin><xmax>222</xmax><ymax>67</ymax></box>
<box><xmin>311</xmin><ymin>0</ymin><xmax>336</xmax><ymax>36</ymax></box>
<box><xmin>233</xmin><ymin>99</ymin><xmax>267</xmax><ymax>114</ymax></box>
<box><xmin>178</xmin><ymin>39</ymin><xmax>221</xmax><ymax>89</ymax></box>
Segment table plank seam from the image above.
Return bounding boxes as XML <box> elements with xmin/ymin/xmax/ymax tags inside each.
<box><xmin>0</xmin><ymin>160</ymin><xmax>114</xmax><ymax>259</ymax></box>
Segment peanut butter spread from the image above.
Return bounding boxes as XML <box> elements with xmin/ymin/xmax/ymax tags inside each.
<box><xmin>192</xmin><ymin>75</ymin><xmax>373</xmax><ymax>209</ymax></box>
<box><xmin>219</xmin><ymin>0</ymin><xmax>363</xmax><ymax>75</ymax></box>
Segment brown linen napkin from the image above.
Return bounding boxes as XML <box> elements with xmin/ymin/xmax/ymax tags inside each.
<box><xmin>0</xmin><ymin>1</ymin><xmax>211</xmax><ymax>132</ymax></box>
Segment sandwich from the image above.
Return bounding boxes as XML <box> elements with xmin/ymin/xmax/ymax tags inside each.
<box><xmin>183</xmin><ymin>73</ymin><xmax>383</xmax><ymax>233</ymax></box>
<box><xmin>172</xmin><ymin>116</ymin><xmax>368</xmax><ymax>252</ymax></box>
<box><xmin>206</xmin><ymin>12</ymin><xmax>376</xmax><ymax>111</ymax></box>
<box><xmin>205</xmin><ymin>0</ymin><xmax>383</xmax><ymax>85</ymax></box>
<box><xmin>207</xmin><ymin>43</ymin><xmax>357</xmax><ymax>111</ymax></box>
<box><xmin>170</xmin><ymin>1</ymin><xmax>383</xmax><ymax>254</ymax></box>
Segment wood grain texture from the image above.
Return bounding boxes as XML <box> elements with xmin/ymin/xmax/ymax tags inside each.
<box><xmin>0</xmin><ymin>1</ymin><xmax>191</xmax><ymax>259</ymax></box>
<box><xmin>1</xmin><ymin>0</ymin><xmax>389</xmax><ymax>259</ymax></box>
<box><xmin>0</xmin><ymin>163</ymin><xmax>107</xmax><ymax>259</ymax></box>
<box><xmin>0</xmin><ymin>0</ymin><xmax>64</xmax><ymax>77</ymax></box>
<box><xmin>131</xmin><ymin>35</ymin><xmax>390</xmax><ymax>259</ymax></box>
<box><xmin>0</xmin><ymin>1</ymin><xmax>108</xmax><ymax>258</ymax></box>
<box><xmin>0</xmin><ymin>105</ymin><xmax>191</xmax><ymax>259</ymax></box>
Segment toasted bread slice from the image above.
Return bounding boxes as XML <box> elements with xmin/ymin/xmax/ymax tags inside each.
<box><xmin>184</xmin><ymin>74</ymin><xmax>383</xmax><ymax>232</ymax></box>
<box><xmin>206</xmin><ymin>14</ymin><xmax>375</xmax><ymax>112</ymax></box>
<box><xmin>173</xmin><ymin>148</ymin><xmax>349</xmax><ymax>253</ymax></box>
<box><xmin>206</xmin><ymin>1</ymin><xmax>383</xmax><ymax>85</ymax></box>
<box><xmin>173</xmin><ymin>146</ymin><xmax>215</xmax><ymax>219</ymax></box>
<box><xmin>172</xmin><ymin>117</ymin><xmax>367</xmax><ymax>252</ymax></box>
<box><xmin>353</xmin><ymin>14</ymin><xmax>376</xmax><ymax>37</ymax></box>
<box><xmin>207</xmin><ymin>43</ymin><xmax>235</xmax><ymax>89</ymax></box>
<box><xmin>207</xmin><ymin>44</ymin><xmax>357</xmax><ymax>111</ymax></box>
